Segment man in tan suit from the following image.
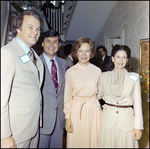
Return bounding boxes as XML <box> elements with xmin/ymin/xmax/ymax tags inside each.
<box><xmin>1</xmin><ymin>10</ymin><xmax>44</xmax><ymax>148</ymax></box>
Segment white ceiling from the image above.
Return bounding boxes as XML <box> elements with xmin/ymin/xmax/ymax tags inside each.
<box><xmin>65</xmin><ymin>1</ymin><xmax>117</xmax><ymax>42</ymax></box>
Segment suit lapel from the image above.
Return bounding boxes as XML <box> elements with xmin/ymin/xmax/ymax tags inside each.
<box><xmin>40</xmin><ymin>54</ymin><xmax>56</xmax><ymax>93</ymax></box>
<box><xmin>103</xmin><ymin>56</ymin><xmax>106</xmax><ymax>65</ymax></box>
<box><xmin>56</xmin><ymin>57</ymin><xmax>64</xmax><ymax>94</ymax></box>
<box><xmin>12</xmin><ymin>39</ymin><xmax>42</xmax><ymax>84</ymax></box>
<box><xmin>13</xmin><ymin>39</ymin><xmax>41</xmax><ymax>85</ymax></box>
<box><xmin>34</xmin><ymin>51</ymin><xmax>43</xmax><ymax>86</ymax></box>
<box><xmin>40</xmin><ymin>55</ymin><xmax>65</xmax><ymax>95</ymax></box>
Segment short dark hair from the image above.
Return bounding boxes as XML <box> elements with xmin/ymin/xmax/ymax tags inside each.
<box><xmin>96</xmin><ymin>45</ymin><xmax>108</xmax><ymax>54</ymax></box>
<box><xmin>71</xmin><ymin>37</ymin><xmax>95</xmax><ymax>59</ymax></box>
<box><xmin>63</xmin><ymin>44</ymin><xmax>73</xmax><ymax>56</ymax></box>
<box><xmin>12</xmin><ymin>10</ymin><xmax>42</xmax><ymax>37</ymax></box>
<box><xmin>107</xmin><ymin>44</ymin><xmax>132</xmax><ymax>72</ymax></box>
<box><xmin>42</xmin><ymin>29</ymin><xmax>61</xmax><ymax>43</ymax></box>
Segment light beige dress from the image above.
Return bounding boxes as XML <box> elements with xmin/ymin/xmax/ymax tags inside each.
<box><xmin>97</xmin><ymin>69</ymin><xmax>143</xmax><ymax>148</ymax></box>
<box><xmin>64</xmin><ymin>62</ymin><xmax>101</xmax><ymax>148</ymax></box>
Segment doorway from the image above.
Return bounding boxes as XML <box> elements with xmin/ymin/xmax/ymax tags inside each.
<box><xmin>105</xmin><ymin>29</ymin><xmax>124</xmax><ymax>55</ymax></box>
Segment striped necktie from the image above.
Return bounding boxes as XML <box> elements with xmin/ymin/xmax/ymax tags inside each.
<box><xmin>28</xmin><ymin>48</ymin><xmax>36</xmax><ymax>65</ymax></box>
<box><xmin>28</xmin><ymin>48</ymin><xmax>40</xmax><ymax>81</ymax></box>
<box><xmin>51</xmin><ymin>59</ymin><xmax>58</xmax><ymax>92</ymax></box>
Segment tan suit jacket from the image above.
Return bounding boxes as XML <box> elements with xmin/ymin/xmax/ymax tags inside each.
<box><xmin>1</xmin><ymin>38</ymin><xmax>44</xmax><ymax>143</ymax></box>
<box><xmin>97</xmin><ymin>69</ymin><xmax>143</xmax><ymax>131</ymax></box>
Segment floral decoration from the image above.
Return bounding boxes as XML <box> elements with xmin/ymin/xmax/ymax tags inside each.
<box><xmin>139</xmin><ymin>66</ymin><xmax>149</xmax><ymax>99</ymax></box>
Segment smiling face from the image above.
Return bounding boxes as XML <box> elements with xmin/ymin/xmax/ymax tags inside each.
<box><xmin>76</xmin><ymin>43</ymin><xmax>91</xmax><ymax>66</ymax></box>
<box><xmin>42</xmin><ymin>36</ymin><xmax>61</xmax><ymax>59</ymax></box>
<box><xmin>112</xmin><ymin>50</ymin><xmax>128</xmax><ymax>72</ymax></box>
<box><xmin>16</xmin><ymin>15</ymin><xmax>41</xmax><ymax>47</ymax></box>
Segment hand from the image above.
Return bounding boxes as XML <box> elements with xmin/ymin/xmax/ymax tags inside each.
<box><xmin>65</xmin><ymin>118</ymin><xmax>73</xmax><ymax>133</ymax></box>
<box><xmin>133</xmin><ymin>129</ymin><xmax>142</xmax><ymax>140</ymax></box>
<box><xmin>1</xmin><ymin>136</ymin><xmax>16</xmax><ymax>148</ymax></box>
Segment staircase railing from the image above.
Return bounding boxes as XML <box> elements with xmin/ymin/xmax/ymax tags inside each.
<box><xmin>63</xmin><ymin>1</ymin><xmax>76</xmax><ymax>42</ymax></box>
<box><xmin>43</xmin><ymin>1</ymin><xmax>76</xmax><ymax>42</ymax></box>
<box><xmin>43</xmin><ymin>1</ymin><xmax>65</xmax><ymax>34</ymax></box>
<box><xmin>4</xmin><ymin>1</ymin><xmax>76</xmax><ymax>45</ymax></box>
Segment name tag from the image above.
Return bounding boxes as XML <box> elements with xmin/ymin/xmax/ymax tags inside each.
<box><xmin>129</xmin><ymin>74</ymin><xmax>138</xmax><ymax>82</ymax></box>
<box><xmin>20</xmin><ymin>54</ymin><xmax>31</xmax><ymax>64</ymax></box>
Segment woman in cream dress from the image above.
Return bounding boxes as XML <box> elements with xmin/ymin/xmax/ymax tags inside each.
<box><xmin>97</xmin><ymin>44</ymin><xmax>143</xmax><ymax>148</ymax></box>
<box><xmin>63</xmin><ymin>37</ymin><xmax>101</xmax><ymax>148</ymax></box>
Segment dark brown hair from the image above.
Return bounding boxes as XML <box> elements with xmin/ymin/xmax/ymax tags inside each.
<box><xmin>12</xmin><ymin>10</ymin><xmax>42</xmax><ymax>37</ymax></box>
<box><xmin>106</xmin><ymin>44</ymin><xmax>133</xmax><ymax>72</ymax></box>
<box><xmin>41</xmin><ymin>29</ymin><xmax>61</xmax><ymax>43</ymax></box>
<box><xmin>96</xmin><ymin>45</ymin><xmax>108</xmax><ymax>54</ymax></box>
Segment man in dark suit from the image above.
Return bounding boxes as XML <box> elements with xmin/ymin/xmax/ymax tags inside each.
<box><xmin>94</xmin><ymin>45</ymin><xmax>111</xmax><ymax>72</ymax></box>
<box><xmin>38</xmin><ymin>29</ymin><xmax>68</xmax><ymax>148</ymax></box>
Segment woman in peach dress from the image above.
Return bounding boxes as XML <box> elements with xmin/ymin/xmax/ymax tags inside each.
<box><xmin>63</xmin><ymin>37</ymin><xmax>102</xmax><ymax>148</ymax></box>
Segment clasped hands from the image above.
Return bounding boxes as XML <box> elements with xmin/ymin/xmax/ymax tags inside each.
<box><xmin>65</xmin><ymin>118</ymin><xmax>73</xmax><ymax>133</ymax></box>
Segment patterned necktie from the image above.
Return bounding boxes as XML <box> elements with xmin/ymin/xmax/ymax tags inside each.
<box><xmin>51</xmin><ymin>59</ymin><xmax>58</xmax><ymax>92</ymax></box>
<box><xmin>100</xmin><ymin>58</ymin><xmax>103</xmax><ymax>64</ymax></box>
<box><xmin>28</xmin><ymin>48</ymin><xmax>40</xmax><ymax>81</ymax></box>
<box><xmin>28</xmin><ymin>48</ymin><xmax>36</xmax><ymax>65</ymax></box>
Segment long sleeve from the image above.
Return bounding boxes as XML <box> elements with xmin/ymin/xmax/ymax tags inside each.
<box><xmin>97</xmin><ymin>73</ymin><xmax>104</xmax><ymax>100</ymax></box>
<box><xmin>1</xmin><ymin>49</ymin><xmax>15</xmax><ymax>139</ymax></box>
<box><xmin>63</xmin><ymin>70</ymin><xmax>73</xmax><ymax>119</ymax></box>
<box><xmin>133</xmin><ymin>74</ymin><xmax>144</xmax><ymax>130</ymax></box>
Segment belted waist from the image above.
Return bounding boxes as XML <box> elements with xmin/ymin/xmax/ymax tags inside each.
<box><xmin>105</xmin><ymin>102</ymin><xmax>133</xmax><ymax>108</ymax></box>
<box><xmin>73</xmin><ymin>96</ymin><xmax>100</xmax><ymax>120</ymax></box>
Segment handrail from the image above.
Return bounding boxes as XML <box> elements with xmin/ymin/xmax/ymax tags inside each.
<box><xmin>63</xmin><ymin>1</ymin><xmax>76</xmax><ymax>40</ymax></box>
<box><xmin>43</xmin><ymin>2</ymin><xmax>65</xmax><ymax>34</ymax></box>
<box><xmin>43</xmin><ymin>1</ymin><xmax>76</xmax><ymax>42</ymax></box>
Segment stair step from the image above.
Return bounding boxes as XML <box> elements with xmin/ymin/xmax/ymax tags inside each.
<box><xmin>64</xmin><ymin>21</ymin><xmax>68</xmax><ymax>24</ymax></box>
<box><xmin>66</xmin><ymin>14</ymin><xmax>71</xmax><ymax>18</ymax></box>
<box><xmin>68</xmin><ymin>5</ymin><xmax>73</xmax><ymax>10</ymax></box>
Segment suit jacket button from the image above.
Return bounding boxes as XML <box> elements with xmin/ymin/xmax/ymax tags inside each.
<box><xmin>116</xmin><ymin>111</ymin><xmax>119</xmax><ymax>114</ymax></box>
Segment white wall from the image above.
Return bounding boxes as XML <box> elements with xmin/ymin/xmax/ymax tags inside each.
<box><xmin>95</xmin><ymin>1</ymin><xmax>149</xmax><ymax>72</ymax></box>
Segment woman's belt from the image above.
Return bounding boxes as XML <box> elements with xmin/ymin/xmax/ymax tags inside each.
<box><xmin>75</xmin><ymin>96</ymin><xmax>100</xmax><ymax>120</ymax></box>
<box><xmin>105</xmin><ymin>102</ymin><xmax>133</xmax><ymax>108</ymax></box>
